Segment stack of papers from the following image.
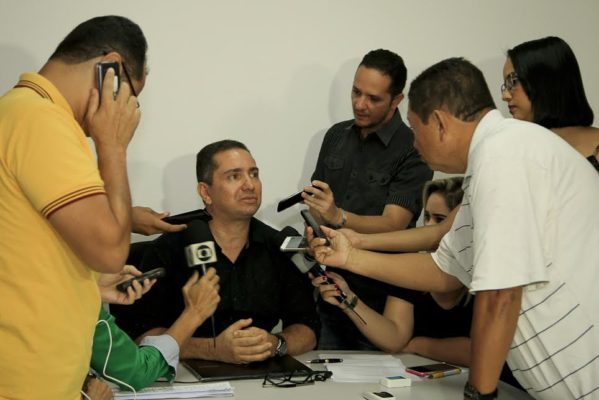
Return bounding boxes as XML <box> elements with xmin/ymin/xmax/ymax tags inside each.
<box><xmin>112</xmin><ymin>381</ymin><xmax>234</xmax><ymax>399</ymax></box>
<box><xmin>318</xmin><ymin>353</ymin><xmax>413</xmax><ymax>383</ymax></box>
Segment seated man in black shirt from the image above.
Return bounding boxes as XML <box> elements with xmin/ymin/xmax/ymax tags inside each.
<box><xmin>113</xmin><ymin>139</ymin><xmax>319</xmax><ymax>363</ymax></box>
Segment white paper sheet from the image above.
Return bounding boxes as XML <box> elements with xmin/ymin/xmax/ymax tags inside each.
<box><xmin>318</xmin><ymin>353</ymin><xmax>417</xmax><ymax>383</ymax></box>
<box><xmin>112</xmin><ymin>381</ymin><xmax>234</xmax><ymax>399</ymax></box>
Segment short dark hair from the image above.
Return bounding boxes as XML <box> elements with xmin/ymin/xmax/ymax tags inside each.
<box><xmin>508</xmin><ymin>36</ymin><xmax>594</xmax><ymax>128</ymax></box>
<box><xmin>49</xmin><ymin>15</ymin><xmax>147</xmax><ymax>80</ymax></box>
<box><xmin>359</xmin><ymin>49</ymin><xmax>407</xmax><ymax>97</ymax></box>
<box><xmin>196</xmin><ymin>140</ymin><xmax>250</xmax><ymax>184</ymax></box>
<box><xmin>408</xmin><ymin>57</ymin><xmax>495</xmax><ymax>123</ymax></box>
<box><xmin>423</xmin><ymin>176</ymin><xmax>464</xmax><ymax>211</ymax></box>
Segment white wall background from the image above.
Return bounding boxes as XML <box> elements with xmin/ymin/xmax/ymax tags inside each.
<box><xmin>2</xmin><ymin>0</ymin><xmax>598</xmax><ymax>239</ymax></box>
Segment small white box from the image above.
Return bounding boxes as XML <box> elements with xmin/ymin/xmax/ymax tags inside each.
<box><xmin>379</xmin><ymin>375</ymin><xmax>412</xmax><ymax>388</ymax></box>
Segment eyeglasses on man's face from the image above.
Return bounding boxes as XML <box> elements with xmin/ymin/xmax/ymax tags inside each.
<box><xmin>501</xmin><ymin>72</ymin><xmax>519</xmax><ymax>93</ymax></box>
<box><xmin>262</xmin><ymin>369</ymin><xmax>332</xmax><ymax>388</ymax></box>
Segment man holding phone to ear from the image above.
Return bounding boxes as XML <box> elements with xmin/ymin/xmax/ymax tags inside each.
<box><xmin>0</xmin><ymin>16</ymin><xmax>148</xmax><ymax>400</ymax></box>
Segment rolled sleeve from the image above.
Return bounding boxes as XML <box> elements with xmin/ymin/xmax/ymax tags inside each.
<box><xmin>385</xmin><ymin>148</ymin><xmax>433</xmax><ymax>217</ymax></box>
<box><xmin>140</xmin><ymin>335</ymin><xmax>180</xmax><ymax>374</ymax></box>
<box><xmin>92</xmin><ymin>309</ymin><xmax>175</xmax><ymax>390</ymax></box>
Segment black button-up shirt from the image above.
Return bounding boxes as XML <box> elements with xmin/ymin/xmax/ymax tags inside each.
<box><xmin>112</xmin><ymin>218</ymin><xmax>320</xmax><ymax>340</ymax></box>
<box><xmin>311</xmin><ymin>110</ymin><xmax>432</xmax><ymax>325</ymax></box>
<box><xmin>312</xmin><ymin>110</ymin><xmax>432</xmax><ymax>226</ymax></box>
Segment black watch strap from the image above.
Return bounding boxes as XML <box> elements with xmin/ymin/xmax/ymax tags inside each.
<box><xmin>464</xmin><ymin>382</ymin><xmax>498</xmax><ymax>400</ymax></box>
<box><xmin>274</xmin><ymin>333</ymin><xmax>287</xmax><ymax>357</ymax></box>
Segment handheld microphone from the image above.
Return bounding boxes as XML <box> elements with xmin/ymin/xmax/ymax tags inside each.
<box><xmin>290</xmin><ymin>252</ymin><xmax>348</xmax><ymax>304</ymax></box>
<box><xmin>276</xmin><ymin>227</ymin><xmax>365</xmax><ymax>324</ymax></box>
<box><xmin>183</xmin><ymin>223</ymin><xmax>218</xmax><ymax>346</ymax></box>
<box><xmin>276</xmin><ymin>226</ymin><xmax>346</xmax><ymax>302</ymax></box>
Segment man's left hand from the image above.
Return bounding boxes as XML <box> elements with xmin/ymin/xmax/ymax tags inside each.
<box><xmin>232</xmin><ymin>326</ymin><xmax>277</xmax><ymax>362</ymax></box>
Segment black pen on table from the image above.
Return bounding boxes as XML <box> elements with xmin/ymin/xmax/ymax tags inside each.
<box><xmin>307</xmin><ymin>358</ymin><xmax>343</xmax><ymax>364</ymax></box>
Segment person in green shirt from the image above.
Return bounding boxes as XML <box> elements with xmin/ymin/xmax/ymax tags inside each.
<box><xmin>92</xmin><ymin>266</ymin><xmax>220</xmax><ymax>391</ymax></box>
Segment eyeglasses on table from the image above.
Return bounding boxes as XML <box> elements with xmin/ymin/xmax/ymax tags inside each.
<box><xmin>262</xmin><ymin>369</ymin><xmax>333</xmax><ymax>388</ymax></box>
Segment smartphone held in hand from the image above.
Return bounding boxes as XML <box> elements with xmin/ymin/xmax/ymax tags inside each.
<box><xmin>95</xmin><ymin>61</ymin><xmax>120</xmax><ymax>102</ymax></box>
<box><xmin>116</xmin><ymin>267</ymin><xmax>166</xmax><ymax>293</ymax></box>
<box><xmin>280</xmin><ymin>236</ymin><xmax>308</xmax><ymax>252</ymax></box>
<box><xmin>300</xmin><ymin>209</ymin><xmax>329</xmax><ymax>245</ymax></box>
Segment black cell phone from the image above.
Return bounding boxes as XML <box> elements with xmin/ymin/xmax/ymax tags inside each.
<box><xmin>96</xmin><ymin>61</ymin><xmax>120</xmax><ymax>103</ymax></box>
<box><xmin>277</xmin><ymin>185</ymin><xmax>321</xmax><ymax>212</ymax></box>
<box><xmin>277</xmin><ymin>190</ymin><xmax>304</xmax><ymax>212</ymax></box>
<box><xmin>162</xmin><ymin>209</ymin><xmax>212</xmax><ymax>225</ymax></box>
<box><xmin>300</xmin><ymin>209</ymin><xmax>329</xmax><ymax>244</ymax></box>
<box><xmin>116</xmin><ymin>267</ymin><xmax>166</xmax><ymax>293</ymax></box>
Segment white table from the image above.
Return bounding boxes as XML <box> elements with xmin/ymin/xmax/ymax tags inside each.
<box><xmin>166</xmin><ymin>351</ymin><xmax>533</xmax><ymax>400</ymax></box>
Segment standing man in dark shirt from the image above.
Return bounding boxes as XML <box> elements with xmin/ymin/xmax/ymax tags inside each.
<box><xmin>303</xmin><ymin>49</ymin><xmax>432</xmax><ymax>349</ymax></box>
<box><xmin>114</xmin><ymin>140</ymin><xmax>319</xmax><ymax>364</ymax></box>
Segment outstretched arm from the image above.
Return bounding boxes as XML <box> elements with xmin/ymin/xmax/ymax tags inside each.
<box><xmin>350</xmin><ymin>206</ymin><xmax>458</xmax><ymax>252</ymax></box>
<box><xmin>311</xmin><ymin>226</ymin><xmax>462</xmax><ymax>293</ymax></box>
<box><xmin>131</xmin><ymin>206</ymin><xmax>187</xmax><ymax>236</ymax></box>
<box><xmin>314</xmin><ymin>271</ymin><xmax>414</xmax><ymax>353</ymax></box>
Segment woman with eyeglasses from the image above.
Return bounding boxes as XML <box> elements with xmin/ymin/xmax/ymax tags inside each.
<box><xmin>502</xmin><ymin>36</ymin><xmax>599</xmax><ymax>172</ymax></box>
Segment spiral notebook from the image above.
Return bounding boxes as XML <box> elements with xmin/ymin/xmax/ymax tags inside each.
<box><xmin>183</xmin><ymin>355</ymin><xmax>312</xmax><ymax>382</ymax></box>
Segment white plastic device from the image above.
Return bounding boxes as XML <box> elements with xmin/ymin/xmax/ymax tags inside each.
<box><xmin>362</xmin><ymin>391</ymin><xmax>396</xmax><ymax>400</ymax></box>
<box><xmin>379</xmin><ymin>375</ymin><xmax>412</xmax><ymax>388</ymax></box>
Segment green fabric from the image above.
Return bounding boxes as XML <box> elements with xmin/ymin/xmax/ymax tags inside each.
<box><xmin>91</xmin><ymin>308</ymin><xmax>175</xmax><ymax>390</ymax></box>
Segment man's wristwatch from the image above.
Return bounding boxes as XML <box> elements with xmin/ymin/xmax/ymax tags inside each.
<box><xmin>463</xmin><ymin>382</ymin><xmax>498</xmax><ymax>400</ymax></box>
<box><xmin>273</xmin><ymin>333</ymin><xmax>288</xmax><ymax>357</ymax></box>
<box><xmin>329</xmin><ymin>208</ymin><xmax>347</xmax><ymax>229</ymax></box>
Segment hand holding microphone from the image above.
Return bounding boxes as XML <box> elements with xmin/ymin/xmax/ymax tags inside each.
<box><xmin>181</xmin><ymin>268</ymin><xmax>220</xmax><ymax>326</ymax></box>
<box><xmin>311</xmin><ymin>270</ymin><xmax>353</xmax><ymax>310</ymax></box>
<box><xmin>277</xmin><ymin>224</ymin><xmax>366</xmax><ymax>325</ymax></box>
<box><xmin>184</xmin><ymin>235</ymin><xmax>219</xmax><ymax>347</ymax></box>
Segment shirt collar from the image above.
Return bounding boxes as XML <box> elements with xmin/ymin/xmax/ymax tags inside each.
<box><xmin>247</xmin><ymin>218</ymin><xmax>268</xmax><ymax>245</ymax></box>
<box><xmin>465</xmin><ymin>109</ymin><xmax>503</xmax><ymax>177</ymax></box>
<box><xmin>349</xmin><ymin>109</ymin><xmax>402</xmax><ymax>147</ymax></box>
<box><xmin>190</xmin><ymin>216</ymin><xmax>267</xmax><ymax>251</ymax></box>
<box><xmin>15</xmin><ymin>73</ymin><xmax>75</xmax><ymax>118</ymax></box>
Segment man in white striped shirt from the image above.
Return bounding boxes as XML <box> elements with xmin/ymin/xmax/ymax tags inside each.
<box><xmin>310</xmin><ymin>58</ymin><xmax>599</xmax><ymax>399</ymax></box>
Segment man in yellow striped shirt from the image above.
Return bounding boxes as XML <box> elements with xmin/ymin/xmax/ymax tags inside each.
<box><xmin>0</xmin><ymin>16</ymin><xmax>148</xmax><ymax>399</ymax></box>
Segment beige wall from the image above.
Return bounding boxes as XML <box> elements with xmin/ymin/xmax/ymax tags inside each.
<box><xmin>2</xmin><ymin>0</ymin><xmax>598</xmax><ymax>236</ymax></box>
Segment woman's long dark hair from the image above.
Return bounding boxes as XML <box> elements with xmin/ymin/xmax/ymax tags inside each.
<box><xmin>508</xmin><ymin>36</ymin><xmax>594</xmax><ymax>128</ymax></box>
